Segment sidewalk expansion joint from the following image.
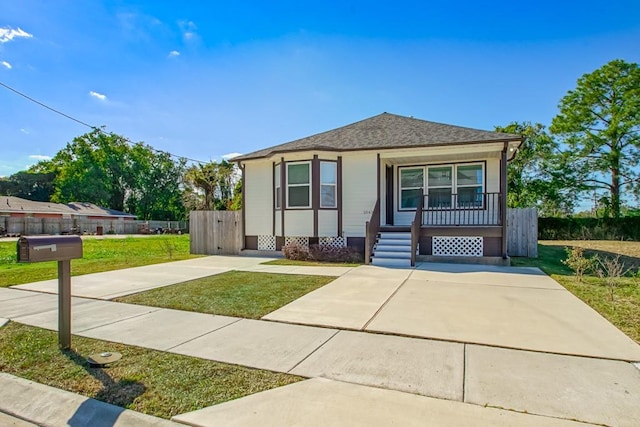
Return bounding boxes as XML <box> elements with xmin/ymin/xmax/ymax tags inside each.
<box><xmin>165</xmin><ymin>317</ymin><xmax>243</xmax><ymax>351</ymax></box>
<box><xmin>462</xmin><ymin>343</ymin><xmax>467</xmax><ymax>402</ymax></box>
<box><xmin>286</xmin><ymin>329</ymin><xmax>341</xmax><ymax>373</ymax></box>
<box><xmin>74</xmin><ymin>306</ymin><xmax>164</xmax><ymax>333</ymax></box>
<box><xmin>361</xmin><ymin>273</ymin><xmax>412</xmax><ymax>331</ymax></box>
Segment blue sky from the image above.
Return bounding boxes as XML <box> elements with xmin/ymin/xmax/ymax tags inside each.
<box><xmin>1</xmin><ymin>0</ymin><xmax>639</xmax><ymax>177</ymax></box>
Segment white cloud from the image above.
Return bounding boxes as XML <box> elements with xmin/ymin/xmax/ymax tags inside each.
<box><xmin>0</xmin><ymin>27</ymin><xmax>33</xmax><ymax>43</ymax></box>
<box><xmin>89</xmin><ymin>91</ymin><xmax>107</xmax><ymax>101</ymax></box>
<box><xmin>20</xmin><ymin>128</ymin><xmax>29</xmax><ymax>134</ymax></box>
<box><xmin>178</xmin><ymin>20</ymin><xmax>198</xmax><ymax>42</ymax></box>
<box><xmin>28</xmin><ymin>154</ymin><xmax>51</xmax><ymax>161</ymax></box>
<box><xmin>168</xmin><ymin>50</ymin><xmax>180</xmax><ymax>57</ymax></box>
<box><xmin>1</xmin><ymin>61</ymin><xmax>11</xmax><ymax>69</ymax></box>
<box><xmin>222</xmin><ymin>152</ymin><xmax>242</xmax><ymax>160</ymax></box>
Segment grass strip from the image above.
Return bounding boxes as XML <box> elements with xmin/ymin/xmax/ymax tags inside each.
<box><xmin>0</xmin><ymin>322</ymin><xmax>302</xmax><ymax>419</ymax></box>
<box><xmin>117</xmin><ymin>271</ymin><xmax>335</xmax><ymax>319</ymax></box>
<box><xmin>0</xmin><ymin>235</ymin><xmax>199</xmax><ymax>287</ymax></box>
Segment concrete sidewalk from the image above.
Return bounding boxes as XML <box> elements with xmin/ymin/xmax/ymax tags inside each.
<box><xmin>2</xmin><ymin>286</ymin><xmax>640</xmax><ymax>426</ymax></box>
<box><xmin>0</xmin><ymin>373</ymin><xmax>178</xmax><ymax>426</ymax></box>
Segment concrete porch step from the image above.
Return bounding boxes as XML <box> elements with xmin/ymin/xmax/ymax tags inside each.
<box><xmin>373</xmin><ymin>251</ymin><xmax>411</xmax><ymax>259</ymax></box>
<box><xmin>379</xmin><ymin>232</ymin><xmax>411</xmax><ymax>240</ymax></box>
<box><xmin>374</xmin><ymin>244</ymin><xmax>411</xmax><ymax>252</ymax></box>
<box><xmin>371</xmin><ymin>257</ymin><xmax>411</xmax><ymax>268</ymax></box>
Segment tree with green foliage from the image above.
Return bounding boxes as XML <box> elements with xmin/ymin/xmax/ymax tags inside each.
<box><xmin>35</xmin><ymin>129</ymin><xmax>187</xmax><ymax>220</ymax></box>
<box><xmin>183</xmin><ymin>160</ymin><xmax>240</xmax><ymax>211</ymax></box>
<box><xmin>550</xmin><ymin>59</ymin><xmax>640</xmax><ymax>218</ymax></box>
<box><xmin>125</xmin><ymin>145</ymin><xmax>187</xmax><ymax>220</ymax></box>
<box><xmin>0</xmin><ymin>170</ymin><xmax>55</xmax><ymax>201</ymax></box>
<box><xmin>495</xmin><ymin>122</ymin><xmax>575</xmax><ymax>216</ymax></box>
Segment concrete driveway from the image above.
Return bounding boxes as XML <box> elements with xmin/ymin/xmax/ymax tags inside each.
<box><xmin>3</xmin><ymin>258</ymin><xmax>640</xmax><ymax>426</ymax></box>
<box><xmin>264</xmin><ymin>262</ymin><xmax>640</xmax><ymax>361</ymax></box>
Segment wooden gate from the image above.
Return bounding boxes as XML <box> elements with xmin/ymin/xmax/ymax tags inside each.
<box><xmin>507</xmin><ymin>208</ymin><xmax>538</xmax><ymax>258</ymax></box>
<box><xmin>189</xmin><ymin>211</ymin><xmax>242</xmax><ymax>255</ymax></box>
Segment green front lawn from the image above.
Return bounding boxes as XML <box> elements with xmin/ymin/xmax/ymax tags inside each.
<box><xmin>116</xmin><ymin>271</ymin><xmax>335</xmax><ymax>319</ymax></box>
<box><xmin>0</xmin><ymin>235</ymin><xmax>199</xmax><ymax>287</ymax></box>
<box><xmin>0</xmin><ymin>322</ymin><xmax>301</xmax><ymax>419</ymax></box>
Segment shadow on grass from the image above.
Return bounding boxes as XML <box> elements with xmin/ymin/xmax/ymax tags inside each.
<box><xmin>63</xmin><ymin>349</ymin><xmax>146</xmax><ymax>427</ymax></box>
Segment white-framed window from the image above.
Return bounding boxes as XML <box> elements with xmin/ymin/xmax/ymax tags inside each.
<box><xmin>320</xmin><ymin>161</ymin><xmax>337</xmax><ymax>208</ymax></box>
<box><xmin>398</xmin><ymin>163</ymin><xmax>484</xmax><ymax>210</ymax></box>
<box><xmin>274</xmin><ymin>163</ymin><xmax>281</xmax><ymax>209</ymax></box>
<box><xmin>399</xmin><ymin>167</ymin><xmax>424</xmax><ymax>209</ymax></box>
<box><xmin>427</xmin><ymin>165</ymin><xmax>453</xmax><ymax>208</ymax></box>
<box><xmin>286</xmin><ymin>161</ymin><xmax>311</xmax><ymax>208</ymax></box>
<box><xmin>456</xmin><ymin>164</ymin><xmax>483</xmax><ymax>208</ymax></box>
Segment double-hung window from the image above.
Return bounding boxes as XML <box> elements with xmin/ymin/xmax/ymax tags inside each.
<box><xmin>399</xmin><ymin>168</ymin><xmax>424</xmax><ymax>209</ymax></box>
<box><xmin>427</xmin><ymin>166</ymin><xmax>453</xmax><ymax>208</ymax></box>
<box><xmin>456</xmin><ymin>164</ymin><xmax>483</xmax><ymax>207</ymax></box>
<box><xmin>287</xmin><ymin>162</ymin><xmax>311</xmax><ymax>208</ymax></box>
<box><xmin>320</xmin><ymin>161</ymin><xmax>337</xmax><ymax>208</ymax></box>
<box><xmin>274</xmin><ymin>164</ymin><xmax>281</xmax><ymax>209</ymax></box>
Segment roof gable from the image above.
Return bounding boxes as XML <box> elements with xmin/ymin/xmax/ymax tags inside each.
<box><xmin>235</xmin><ymin>112</ymin><xmax>522</xmax><ymax>161</ymax></box>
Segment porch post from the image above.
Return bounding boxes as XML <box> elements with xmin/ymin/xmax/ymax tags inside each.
<box><xmin>280</xmin><ymin>157</ymin><xmax>286</xmax><ymax>237</ymax></box>
<box><xmin>337</xmin><ymin>156</ymin><xmax>343</xmax><ymax>236</ymax></box>
<box><xmin>376</xmin><ymin>153</ymin><xmax>380</xmax><ymax>205</ymax></box>
<box><xmin>312</xmin><ymin>155</ymin><xmax>319</xmax><ymax>237</ymax></box>
<box><xmin>500</xmin><ymin>145</ymin><xmax>508</xmax><ymax>258</ymax></box>
<box><xmin>241</xmin><ymin>163</ymin><xmax>246</xmax><ymax>249</ymax></box>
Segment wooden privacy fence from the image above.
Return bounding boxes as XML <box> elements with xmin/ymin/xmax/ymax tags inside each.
<box><xmin>190</xmin><ymin>210</ymin><xmax>242</xmax><ymax>255</ymax></box>
<box><xmin>507</xmin><ymin>208</ymin><xmax>538</xmax><ymax>257</ymax></box>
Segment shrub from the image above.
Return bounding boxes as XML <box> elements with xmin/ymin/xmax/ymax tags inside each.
<box><xmin>539</xmin><ymin>217</ymin><xmax>640</xmax><ymax>240</ymax></box>
<box><xmin>594</xmin><ymin>255</ymin><xmax>630</xmax><ymax>301</ymax></box>
<box><xmin>308</xmin><ymin>244</ymin><xmax>361</xmax><ymax>263</ymax></box>
<box><xmin>282</xmin><ymin>242</ymin><xmax>310</xmax><ymax>261</ymax></box>
<box><xmin>561</xmin><ymin>246</ymin><xmax>596</xmax><ymax>282</ymax></box>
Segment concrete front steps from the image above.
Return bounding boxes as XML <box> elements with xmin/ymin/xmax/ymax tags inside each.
<box><xmin>371</xmin><ymin>232</ymin><xmax>412</xmax><ymax>268</ymax></box>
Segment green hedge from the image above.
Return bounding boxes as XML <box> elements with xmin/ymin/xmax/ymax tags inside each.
<box><xmin>539</xmin><ymin>217</ymin><xmax>640</xmax><ymax>241</ymax></box>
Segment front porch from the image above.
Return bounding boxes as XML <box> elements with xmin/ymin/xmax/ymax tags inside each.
<box><xmin>366</xmin><ymin>188</ymin><xmax>507</xmax><ymax>266</ymax></box>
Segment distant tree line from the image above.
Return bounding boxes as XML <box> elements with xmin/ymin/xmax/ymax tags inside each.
<box><xmin>497</xmin><ymin>59</ymin><xmax>640</xmax><ymax>219</ymax></box>
<box><xmin>0</xmin><ymin>128</ymin><xmax>241</xmax><ymax>221</ymax></box>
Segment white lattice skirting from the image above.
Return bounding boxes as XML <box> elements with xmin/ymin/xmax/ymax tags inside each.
<box><xmin>257</xmin><ymin>235</ymin><xmax>276</xmax><ymax>251</ymax></box>
<box><xmin>285</xmin><ymin>236</ymin><xmax>309</xmax><ymax>247</ymax></box>
<box><xmin>433</xmin><ymin>236</ymin><xmax>483</xmax><ymax>257</ymax></box>
<box><xmin>319</xmin><ymin>236</ymin><xmax>347</xmax><ymax>249</ymax></box>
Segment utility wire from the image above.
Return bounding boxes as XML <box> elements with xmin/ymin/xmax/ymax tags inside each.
<box><xmin>1</xmin><ymin>81</ymin><xmax>96</xmax><ymax>129</ymax></box>
<box><xmin>1</xmin><ymin>80</ymin><xmax>208</xmax><ymax>165</ymax></box>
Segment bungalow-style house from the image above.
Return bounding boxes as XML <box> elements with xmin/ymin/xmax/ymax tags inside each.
<box><xmin>235</xmin><ymin>113</ymin><xmax>523</xmax><ymax>266</ymax></box>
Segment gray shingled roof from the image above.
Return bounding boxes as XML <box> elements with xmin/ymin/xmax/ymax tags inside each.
<box><xmin>66</xmin><ymin>202</ymin><xmax>136</xmax><ymax>218</ymax></box>
<box><xmin>0</xmin><ymin>196</ymin><xmax>135</xmax><ymax>218</ymax></box>
<box><xmin>235</xmin><ymin>112</ymin><xmax>522</xmax><ymax>161</ymax></box>
<box><xmin>0</xmin><ymin>196</ymin><xmax>73</xmax><ymax>215</ymax></box>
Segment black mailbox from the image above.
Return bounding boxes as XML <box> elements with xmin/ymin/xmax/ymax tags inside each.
<box><xmin>17</xmin><ymin>235</ymin><xmax>83</xmax><ymax>263</ymax></box>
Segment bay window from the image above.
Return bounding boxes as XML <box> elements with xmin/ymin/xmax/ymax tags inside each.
<box><xmin>274</xmin><ymin>164</ymin><xmax>281</xmax><ymax>209</ymax></box>
<box><xmin>287</xmin><ymin>162</ymin><xmax>311</xmax><ymax>208</ymax></box>
<box><xmin>320</xmin><ymin>161</ymin><xmax>337</xmax><ymax>208</ymax></box>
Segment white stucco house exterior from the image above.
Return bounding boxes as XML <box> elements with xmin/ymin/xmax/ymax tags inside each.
<box><xmin>235</xmin><ymin>113</ymin><xmax>522</xmax><ymax>266</ymax></box>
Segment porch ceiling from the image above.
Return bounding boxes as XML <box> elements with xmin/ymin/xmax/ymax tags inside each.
<box><xmin>384</xmin><ymin>150</ymin><xmax>501</xmax><ymax>165</ymax></box>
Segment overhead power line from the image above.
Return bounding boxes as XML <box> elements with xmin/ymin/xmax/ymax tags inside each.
<box><xmin>0</xmin><ymin>80</ymin><xmax>207</xmax><ymax>165</ymax></box>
